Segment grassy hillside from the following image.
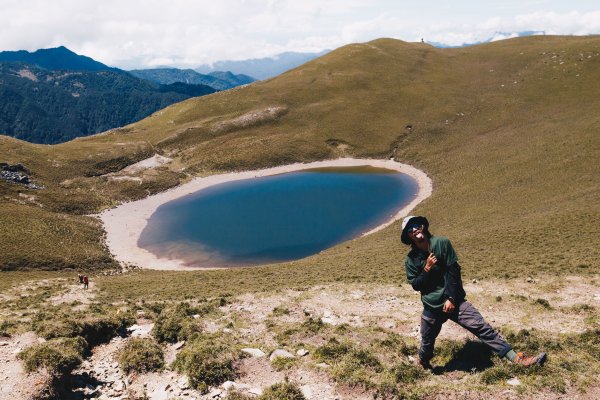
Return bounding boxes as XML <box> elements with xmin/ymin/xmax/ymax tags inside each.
<box><xmin>0</xmin><ymin>35</ymin><xmax>598</xmax><ymax>280</ymax></box>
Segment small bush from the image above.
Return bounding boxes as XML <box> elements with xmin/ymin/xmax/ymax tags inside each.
<box><xmin>172</xmin><ymin>334</ymin><xmax>239</xmax><ymax>393</ymax></box>
<box><xmin>272</xmin><ymin>307</ymin><xmax>290</xmax><ymax>316</ymax></box>
<box><xmin>301</xmin><ymin>317</ymin><xmax>324</xmax><ymax>333</ymax></box>
<box><xmin>479</xmin><ymin>364</ymin><xmax>513</xmax><ymax>384</ymax></box>
<box><xmin>18</xmin><ymin>337</ymin><xmax>87</xmax><ymax>376</ymax></box>
<box><xmin>33</xmin><ymin>310</ymin><xmax>134</xmax><ymax>346</ymax></box>
<box><xmin>314</xmin><ymin>338</ymin><xmax>352</xmax><ymax>362</ymax></box>
<box><xmin>271</xmin><ymin>356</ymin><xmax>298</xmax><ymax>371</ymax></box>
<box><xmin>227</xmin><ymin>391</ymin><xmax>254</xmax><ymax>400</ymax></box>
<box><xmin>152</xmin><ymin>303</ymin><xmax>203</xmax><ymax>343</ymax></box>
<box><xmin>376</xmin><ymin>332</ymin><xmax>415</xmax><ymax>357</ymax></box>
<box><xmin>258</xmin><ymin>382</ymin><xmax>305</xmax><ymax>400</ymax></box>
<box><xmin>391</xmin><ymin>362</ymin><xmax>426</xmax><ymax>384</ymax></box>
<box><xmin>118</xmin><ymin>337</ymin><xmax>164</xmax><ymax>374</ymax></box>
<box><xmin>534</xmin><ymin>298</ymin><xmax>552</xmax><ymax>309</ymax></box>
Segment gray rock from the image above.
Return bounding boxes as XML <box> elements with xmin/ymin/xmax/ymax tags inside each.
<box><xmin>174</xmin><ymin>341</ymin><xmax>186</xmax><ymax>350</ymax></box>
<box><xmin>507</xmin><ymin>377</ymin><xmax>521</xmax><ymax>386</ymax></box>
<box><xmin>269</xmin><ymin>349</ymin><xmax>295</xmax><ymax>362</ymax></box>
<box><xmin>241</xmin><ymin>348</ymin><xmax>266</xmax><ymax>358</ymax></box>
<box><xmin>296</xmin><ymin>348</ymin><xmax>309</xmax><ymax>357</ymax></box>
<box><xmin>178</xmin><ymin>376</ymin><xmax>189</xmax><ymax>390</ymax></box>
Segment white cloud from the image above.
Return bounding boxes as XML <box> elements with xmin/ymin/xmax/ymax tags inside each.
<box><xmin>0</xmin><ymin>1</ymin><xmax>599</xmax><ymax>68</ymax></box>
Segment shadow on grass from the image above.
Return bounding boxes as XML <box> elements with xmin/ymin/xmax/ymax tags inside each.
<box><xmin>432</xmin><ymin>340</ymin><xmax>495</xmax><ymax>375</ymax></box>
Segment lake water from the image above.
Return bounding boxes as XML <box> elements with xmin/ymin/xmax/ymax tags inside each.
<box><xmin>138</xmin><ymin>166</ymin><xmax>418</xmax><ymax>267</ymax></box>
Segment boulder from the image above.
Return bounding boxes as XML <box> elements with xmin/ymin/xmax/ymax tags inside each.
<box><xmin>269</xmin><ymin>349</ymin><xmax>295</xmax><ymax>362</ymax></box>
<box><xmin>241</xmin><ymin>348</ymin><xmax>266</xmax><ymax>358</ymax></box>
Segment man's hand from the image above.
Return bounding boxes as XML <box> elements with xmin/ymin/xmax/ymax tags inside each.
<box><xmin>442</xmin><ymin>299</ymin><xmax>455</xmax><ymax>314</ymax></box>
<box><xmin>424</xmin><ymin>253</ymin><xmax>437</xmax><ymax>272</ymax></box>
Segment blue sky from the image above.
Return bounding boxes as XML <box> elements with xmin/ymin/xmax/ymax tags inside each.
<box><xmin>1</xmin><ymin>0</ymin><xmax>599</xmax><ymax>68</ymax></box>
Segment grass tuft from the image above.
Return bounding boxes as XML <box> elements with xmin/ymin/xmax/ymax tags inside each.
<box><xmin>118</xmin><ymin>337</ymin><xmax>164</xmax><ymax>374</ymax></box>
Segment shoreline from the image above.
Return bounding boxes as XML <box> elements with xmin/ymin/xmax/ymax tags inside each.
<box><xmin>98</xmin><ymin>158</ymin><xmax>432</xmax><ymax>271</ymax></box>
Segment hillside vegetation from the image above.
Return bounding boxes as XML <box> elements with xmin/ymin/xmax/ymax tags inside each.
<box><xmin>0</xmin><ymin>36</ymin><xmax>598</xmax><ymax>279</ymax></box>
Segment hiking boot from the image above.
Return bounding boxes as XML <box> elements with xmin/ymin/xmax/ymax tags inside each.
<box><xmin>514</xmin><ymin>352</ymin><xmax>547</xmax><ymax>367</ymax></box>
<box><xmin>417</xmin><ymin>358</ymin><xmax>433</xmax><ymax>370</ymax></box>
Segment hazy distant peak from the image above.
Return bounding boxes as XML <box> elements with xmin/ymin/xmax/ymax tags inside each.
<box><xmin>196</xmin><ymin>50</ymin><xmax>330</xmax><ymax>80</ymax></box>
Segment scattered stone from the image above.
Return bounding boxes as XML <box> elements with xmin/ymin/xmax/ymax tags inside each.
<box><xmin>384</xmin><ymin>320</ymin><xmax>396</xmax><ymax>329</ymax></box>
<box><xmin>507</xmin><ymin>377</ymin><xmax>521</xmax><ymax>386</ymax></box>
<box><xmin>270</xmin><ymin>349</ymin><xmax>295</xmax><ymax>362</ymax></box>
<box><xmin>242</xmin><ymin>348</ymin><xmax>266</xmax><ymax>358</ymax></box>
<box><xmin>178</xmin><ymin>377</ymin><xmax>189</xmax><ymax>390</ymax></box>
<box><xmin>113</xmin><ymin>380</ymin><xmax>124</xmax><ymax>392</ymax></box>
<box><xmin>320</xmin><ymin>315</ymin><xmax>338</xmax><ymax>325</ymax></box>
<box><xmin>0</xmin><ymin>342</ymin><xmax>8</xmax><ymax>347</ymax></box>
<box><xmin>222</xmin><ymin>381</ymin><xmax>236</xmax><ymax>390</ymax></box>
<box><xmin>223</xmin><ymin>328</ymin><xmax>232</xmax><ymax>333</ymax></box>
<box><xmin>303</xmin><ymin>308</ymin><xmax>314</xmax><ymax>317</ymax></box>
<box><xmin>300</xmin><ymin>385</ymin><xmax>313</xmax><ymax>398</ymax></box>
<box><xmin>296</xmin><ymin>348</ymin><xmax>309</xmax><ymax>357</ymax></box>
<box><xmin>248</xmin><ymin>387</ymin><xmax>263</xmax><ymax>396</ymax></box>
<box><xmin>472</xmin><ymin>279</ymin><xmax>478</xmax><ymax>284</ymax></box>
<box><xmin>208</xmin><ymin>388</ymin><xmax>223</xmax><ymax>398</ymax></box>
<box><xmin>315</xmin><ymin>362</ymin><xmax>330</xmax><ymax>369</ymax></box>
<box><xmin>192</xmin><ymin>314</ymin><xmax>200</xmax><ymax>319</ymax></box>
<box><xmin>150</xmin><ymin>385</ymin><xmax>169</xmax><ymax>400</ymax></box>
<box><xmin>127</xmin><ymin>323</ymin><xmax>154</xmax><ymax>337</ymax></box>
<box><xmin>173</xmin><ymin>341</ymin><xmax>186</xmax><ymax>350</ymax></box>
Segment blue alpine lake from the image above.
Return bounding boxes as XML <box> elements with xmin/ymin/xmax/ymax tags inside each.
<box><xmin>138</xmin><ymin>166</ymin><xmax>418</xmax><ymax>267</ymax></box>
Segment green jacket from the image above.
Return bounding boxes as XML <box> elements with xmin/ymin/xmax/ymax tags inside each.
<box><xmin>405</xmin><ymin>236</ymin><xmax>463</xmax><ymax>311</ymax></box>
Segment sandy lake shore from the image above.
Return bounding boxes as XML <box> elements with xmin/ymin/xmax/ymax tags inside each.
<box><xmin>98</xmin><ymin>158</ymin><xmax>432</xmax><ymax>270</ymax></box>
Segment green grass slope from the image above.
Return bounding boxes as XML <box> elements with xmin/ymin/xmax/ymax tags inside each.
<box><xmin>0</xmin><ymin>36</ymin><xmax>598</xmax><ymax>281</ymax></box>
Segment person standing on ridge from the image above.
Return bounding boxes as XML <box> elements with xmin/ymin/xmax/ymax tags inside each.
<box><xmin>83</xmin><ymin>275</ymin><xmax>89</xmax><ymax>290</ymax></box>
<box><xmin>401</xmin><ymin>215</ymin><xmax>547</xmax><ymax>369</ymax></box>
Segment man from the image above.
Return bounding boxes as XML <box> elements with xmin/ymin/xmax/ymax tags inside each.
<box><xmin>401</xmin><ymin>215</ymin><xmax>546</xmax><ymax>369</ymax></box>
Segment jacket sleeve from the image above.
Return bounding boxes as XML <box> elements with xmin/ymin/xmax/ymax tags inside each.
<box><xmin>406</xmin><ymin>257</ymin><xmax>432</xmax><ymax>292</ymax></box>
<box><xmin>443</xmin><ymin>261</ymin><xmax>462</xmax><ymax>302</ymax></box>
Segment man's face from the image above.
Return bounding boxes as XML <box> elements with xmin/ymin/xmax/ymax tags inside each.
<box><xmin>408</xmin><ymin>224</ymin><xmax>426</xmax><ymax>243</ymax></box>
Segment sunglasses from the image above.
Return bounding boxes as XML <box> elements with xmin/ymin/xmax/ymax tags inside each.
<box><xmin>408</xmin><ymin>224</ymin><xmax>423</xmax><ymax>232</ymax></box>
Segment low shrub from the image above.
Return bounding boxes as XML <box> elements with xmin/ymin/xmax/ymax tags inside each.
<box><xmin>479</xmin><ymin>364</ymin><xmax>513</xmax><ymax>384</ymax></box>
<box><xmin>172</xmin><ymin>334</ymin><xmax>239</xmax><ymax>393</ymax></box>
<box><xmin>18</xmin><ymin>336</ymin><xmax>87</xmax><ymax>376</ymax></box>
<box><xmin>391</xmin><ymin>362</ymin><xmax>426</xmax><ymax>384</ymax></box>
<box><xmin>32</xmin><ymin>308</ymin><xmax>134</xmax><ymax>347</ymax></box>
<box><xmin>226</xmin><ymin>391</ymin><xmax>254</xmax><ymax>400</ymax></box>
<box><xmin>258</xmin><ymin>382</ymin><xmax>305</xmax><ymax>400</ymax></box>
<box><xmin>313</xmin><ymin>338</ymin><xmax>352</xmax><ymax>363</ymax></box>
<box><xmin>118</xmin><ymin>337</ymin><xmax>164</xmax><ymax>374</ymax></box>
<box><xmin>152</xmin><ymin>303</ymin><xmax>204</xmax><ymax>343</ymax></box>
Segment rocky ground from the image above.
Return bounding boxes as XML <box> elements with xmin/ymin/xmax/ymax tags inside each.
<box><xmin>1</xmin><ymin>275</ymin><xmax>599</xmax><ymax>399</ymax></box>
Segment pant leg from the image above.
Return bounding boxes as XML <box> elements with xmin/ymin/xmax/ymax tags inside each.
<box><xmin>451</xmin><ymin>301</ymin><xmax>512</xmax><ymax>357</ymax></box>
<box><xmin>419</xmin><ymin>310</ymin><xmax>446</xmax><ymax>362</ymax></box>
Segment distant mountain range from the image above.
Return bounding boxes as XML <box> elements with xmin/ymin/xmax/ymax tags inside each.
<box><xmin>0</xmin><ymin>47</ymin><xmax>267</xmax><ymax>144</ymax></box>
<box><xmin>0</xmin><ymin>58</ymin><xmax>216</xmax><ymax>144</ymax></box>
<box><xmin>196</xmin><ymin>50</ymin><xmax>331</xmax><ymax>80</ymax></box>
<box><xmin>0</xmin><ymin>46</ymin><xmax>114</xmax><ymax>71</ymax></box>
<box><xmin>129</xmin><ymin>68</ymin><xmax>254</xmax><ymax>90</ymax></box>
<box><xmin>428</xmin><ymin>31</ymin><xmax>547</xmax><ymax>48</ymax></box>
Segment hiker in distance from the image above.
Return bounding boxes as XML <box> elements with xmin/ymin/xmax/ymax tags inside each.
<box><xmin>401</xmin><ymin>215</ymin><xmax>547</xmax><ymax>369</ymax></box>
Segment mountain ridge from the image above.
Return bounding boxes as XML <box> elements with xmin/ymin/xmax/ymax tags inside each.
<box><xmin>0</xmin><ymin>46</ymin><xmax>113</xmax><ymax>71</ymax></box>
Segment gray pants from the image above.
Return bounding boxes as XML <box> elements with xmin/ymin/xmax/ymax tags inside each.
<box><xmin>419</xmin><ymin>301</ymin><xmax>512</xmax><ymax>363</ymax></box>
